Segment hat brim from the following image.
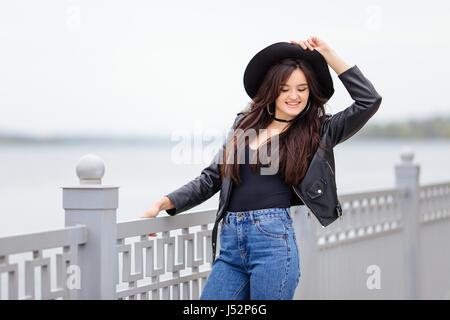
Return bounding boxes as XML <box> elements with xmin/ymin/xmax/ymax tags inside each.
<box><xmin>243</xmin><ymin>41</ymin><xmax>334</xmax><ymax>100</ymax></box>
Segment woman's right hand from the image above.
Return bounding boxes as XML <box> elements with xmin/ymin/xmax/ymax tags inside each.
<box><xmin>140</xmin><ymin>201</ymin><xmax>162</xmax><ymax>237</ymax></box>
<box><xmin>290</xmin><ymin>36</ymin><xmax>331</xmax><ymax>55</ymax></box>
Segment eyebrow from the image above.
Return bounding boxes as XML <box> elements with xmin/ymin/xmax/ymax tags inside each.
<box><xmin>280</xmin><ymin>83</ymin><xmax>308</xmax><ymax>87</ymax></box>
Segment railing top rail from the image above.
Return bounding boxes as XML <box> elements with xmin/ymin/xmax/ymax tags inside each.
<box><xmin>0</xmin><ymin>225</ymin><xmax>87</xmax><ymax>256</ymax></box>
<box><xmin>117</xmin><ymin>208</ymin><xmax>217</xmax><ymax>239</ymax></box>
<box><xmin>338</xmin><ymin>186</ymin><xmax>408</xmax><ymax>202</ymax></box>
<box><xmin>419</xmin><ymin>181</ymin><xmax>450</xmax><ymax>189</ymax></box>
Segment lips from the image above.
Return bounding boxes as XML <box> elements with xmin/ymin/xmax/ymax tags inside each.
<box><xmin>286</xmin><ymin>102</ymin><xmax>300</xmax><ymax>108</ymax></box>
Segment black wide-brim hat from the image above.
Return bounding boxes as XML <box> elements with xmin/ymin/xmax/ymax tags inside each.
<box><xmin>243</xmin><ymin>41</ymin><xmax>334</xmax><ymax>100</ymax></box>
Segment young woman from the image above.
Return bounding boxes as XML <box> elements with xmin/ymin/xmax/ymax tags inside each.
<box><xmin>140</xmin><ymin>36</ymin><xmax>382</xmax><ymax>300</ymax></box>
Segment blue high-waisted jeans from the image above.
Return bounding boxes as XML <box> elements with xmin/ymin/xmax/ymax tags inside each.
<box><xmin>200</xmin><ymin>207</ymin><xmax>301</xmax><ymax>300</ymax></box>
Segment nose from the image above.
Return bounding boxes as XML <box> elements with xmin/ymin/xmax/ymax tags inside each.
<box><xmin>288</xmin><ymin>89</ymin><xmax>299</xmax><ymax>99</ymax></box>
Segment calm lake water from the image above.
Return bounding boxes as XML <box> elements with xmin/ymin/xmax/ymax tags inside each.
<box><xmin>1</xmin><ymin>138</ymin><xmax>450</xmax><ymax>237</ymax></box>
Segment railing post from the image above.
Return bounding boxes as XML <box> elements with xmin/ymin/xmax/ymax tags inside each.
<box><xmin>62</xmin><ymin>154</ymin><xmax>119</xmax><ymax>300</ymax></box>
<box><xmin>394</xmin><ymin>146</ymin><xmax>420</xmax><ymax>299</ymax></box>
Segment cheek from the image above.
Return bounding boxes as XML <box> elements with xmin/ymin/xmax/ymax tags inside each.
<box><xmin>299</xmin><ymin>90</ymin><xmax>309</xmax><ymax>99</ymax></box>
<box><xmin>276</xmin><ymin>94</ymin><xmax>289</xmax><ymax>104</ymax></box>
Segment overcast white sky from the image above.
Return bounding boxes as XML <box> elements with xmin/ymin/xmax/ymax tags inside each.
<box><xmin>1</xmin><ymin>0</ymin><xmax>449</xmax><ymax>137</ymax></box>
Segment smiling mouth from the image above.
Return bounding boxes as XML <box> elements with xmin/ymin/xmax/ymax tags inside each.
<box><xmin>286</xmin><ymin>102</ymin><xmax>300</xmax><ymax>108</ymax></box>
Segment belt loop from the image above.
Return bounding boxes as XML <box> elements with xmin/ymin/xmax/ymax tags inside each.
<box><xmin>249</xmin><ymin>211</ymin><xmax>254</xmax><ymax>224</ymax></box>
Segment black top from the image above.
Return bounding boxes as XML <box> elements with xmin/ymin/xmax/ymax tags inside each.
<box><xmin>227</xmin><ymin>144</ymin><xmax>297</xmax><ymax>212</ymax></box>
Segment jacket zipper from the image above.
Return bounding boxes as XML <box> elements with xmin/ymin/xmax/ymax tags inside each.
<box><xmin>325</xmin><ymin>159</ymin><xmax>335</xmax><ymax>176</ymax></box>
<box><xmin>324</xmin><ymin>160</ymin><xmax>343</xmax><ymax>220</ymax></box>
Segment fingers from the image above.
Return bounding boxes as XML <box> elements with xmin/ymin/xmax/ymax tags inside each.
<box><xmin>291</xmin><ymin>40</ymin><xmax>306</xmax><ymax>50</ymax></box>
<box><xmin>290</xmin><ymin>39</ymin><xmax>314</xmax><ymax>51</ymax></box>
<box><xmin>305</xmin><ymin>38</ymin><xmax>315</xmax><ymax>50</ymax></box>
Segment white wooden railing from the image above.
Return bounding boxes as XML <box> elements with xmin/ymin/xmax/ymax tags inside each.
<box><xmin>1</xmin><ymin>149</ymin><xmax>450</xmax><ymax>300</ymax></box>
<box><xmin>0</xmin><ymin>226</ymin><xmax>86</xmax><ymax>299</ymax></box>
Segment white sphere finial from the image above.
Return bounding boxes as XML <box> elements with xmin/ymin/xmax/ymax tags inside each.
<box><xmin>400</xmin><ymin>146</ymin><xmax>414</xmax><ymax>164</ymax></box>
<box><xmin>76</xmin><ymin>154</ymin><xmax>105</xmax><ymax>184</ymax></box>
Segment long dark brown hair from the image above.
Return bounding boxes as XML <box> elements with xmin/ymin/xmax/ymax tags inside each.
<box><xmin>220</xmin><ymin>57</ymin><xmax>330</xmax><ymax>186</ymax></box>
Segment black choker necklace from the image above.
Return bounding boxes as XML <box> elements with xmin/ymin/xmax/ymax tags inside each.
<box><xmin>273</xmin><ymin>115</ymin><xmax>293</xmax><ymax>123</ymax></box>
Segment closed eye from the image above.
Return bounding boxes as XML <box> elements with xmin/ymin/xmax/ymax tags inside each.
<box><xmin>281</xmin><ymin>89</ymin><xmax>306</xmax><ymax>92</ymax></box>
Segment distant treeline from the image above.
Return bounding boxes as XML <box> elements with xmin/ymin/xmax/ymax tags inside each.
<box><xmin>1</xmin><ymin>116</ymin><xmax>450</xmax><ymax>144</ymax></box>
<box><xmin>0</xmin><ymin>133</ymin><xmax>171</xmax><ymax>145</ymax></box>
<box><xmin>353</xmin><ymin>116</ymin><xmax>450</xmax><ymax>140</ymax></box>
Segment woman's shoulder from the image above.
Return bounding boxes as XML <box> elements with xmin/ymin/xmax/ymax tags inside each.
<box><xmin>234</xmin><ymin>110</ymin><xmax>248</xmax><ymax>121</ymax></box>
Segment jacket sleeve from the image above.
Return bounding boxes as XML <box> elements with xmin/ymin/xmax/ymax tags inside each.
<box><xmin>164</xmin><ymin>113</ymin><xmax>244</xmax><ymax>216</ymax></box>
<box><xmin>323</xmin><ymin>65</ymin><xmax>382</xmax><ymax>147</ymax></box>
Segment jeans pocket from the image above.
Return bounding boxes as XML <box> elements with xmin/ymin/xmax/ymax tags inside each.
<box><xmin>254</xmin><ymin>217</ymin><xmax>287</xmax><ymax>238</ymax></box>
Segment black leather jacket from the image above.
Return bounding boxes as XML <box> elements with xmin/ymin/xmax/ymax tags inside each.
<box><xmin>164</xmin><ymin>65</ymin><xmax>382</xmax><ymax>263</ymax></box>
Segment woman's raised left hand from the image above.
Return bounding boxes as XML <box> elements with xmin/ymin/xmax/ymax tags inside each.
<box><xmin>290</xmin><ymin>36</ymin><xmax>331</xmax><ymax>55</ymax></box>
